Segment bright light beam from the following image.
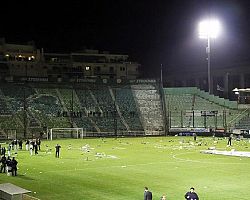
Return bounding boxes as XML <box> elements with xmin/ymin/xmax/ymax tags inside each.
<box><xmin>198</xmin><ymin>19</ymin><xmax>221</xmax><ymax>39</ymax></box>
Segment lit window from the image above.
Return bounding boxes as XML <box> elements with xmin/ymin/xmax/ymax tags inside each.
<box><xmin>86</xmin><ymin>66</ymin><xmax>90</xmax><ymax>71</ymax></box>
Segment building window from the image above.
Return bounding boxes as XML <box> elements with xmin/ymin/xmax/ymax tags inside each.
<box><xmin>51</xmin><ymin>57</ymin><xmax>59</xmax><ymax>62</ymax></box>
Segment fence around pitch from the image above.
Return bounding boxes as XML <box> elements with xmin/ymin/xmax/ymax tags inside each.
<box><xmin>47</xmin><ymin>130</ymin><xmax>165</xmax><ymax>139</ymax></box>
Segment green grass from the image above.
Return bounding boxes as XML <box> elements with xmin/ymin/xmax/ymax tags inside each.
<box><xmin>1</xmin><ymin>136</ymin><xmax>250</xmax><ymax>200</ymax></box>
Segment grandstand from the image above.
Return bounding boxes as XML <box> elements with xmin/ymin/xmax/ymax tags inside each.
<box><xmin>164</xmin><ymin>87</ymin><xmax>248</xmax><ymax>135</ymax></box>
<box><xmin>131</xmin><ymin>83</ymin><xmax>164</xmax><ymax>135</ymax></box>
<box><xmin>0</xmin><ymin>81</ymin><xmax>249</xmax><ymax>139</ymax></box>
<box><xmin>235</xmin><ymin>114</ymin><xmax>250</xmax><ymax>130</ymax></box>
<box><xmin>114</xmin><ymin>86</ymin><xmax>143</xmax><ymax>133</ymax></box>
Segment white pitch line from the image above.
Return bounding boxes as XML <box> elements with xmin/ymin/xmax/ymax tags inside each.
<box><xmin>44</xmin><ymin>159</ymin><xmax>185</xmax><ymax>173</ymax></box>
<box><xmin>31</xmin><ymin>151</ymin><xmax>248</xmax><ymax>174</ymax></box>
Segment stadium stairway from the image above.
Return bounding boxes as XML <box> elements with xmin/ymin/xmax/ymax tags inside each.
<box><xmin>87</xmin><ymin>88</ymin><xmax>113</xmax><ymax>132</ymax></box>
<box><xmin>109</xmin><ymin>87</ymin><xmax>130</xmax><ymax>131</ymax></box>
<box><xmin>73</xmin><ymin>88</ymin><xmax>100</xmax><ymax>133</ymax></box>
<box><xmin>56</xmin><ymin>88</ymin><xmax>78</xmax><ymax>128</ymax></box>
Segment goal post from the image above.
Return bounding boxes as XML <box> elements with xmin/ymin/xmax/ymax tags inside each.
<box><xmin>48</xmin><ymin>128</ymin><xmax>84</xmax><ymax>140</ymax></box>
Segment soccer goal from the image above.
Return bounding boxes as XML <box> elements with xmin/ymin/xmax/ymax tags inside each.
<box><xmin>48</xmin><ymin>128</ymin><xmax>84</xmax><ymax>140</ymax></box>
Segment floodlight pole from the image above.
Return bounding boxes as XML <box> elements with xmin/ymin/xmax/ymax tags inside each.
<box><xmin>207</xmin><ymin>36</ymin><xmax>211</xmax><ymax>94</ymax></box>
<box><xmin>199</xmin><ymin>19</ymin><xmax>221</xmax><ymax>94</ymax></box>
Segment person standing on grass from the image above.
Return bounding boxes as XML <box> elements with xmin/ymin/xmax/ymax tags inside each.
<box><xmin>6</xmin><ymin>156</ymin><xmax>11</xmax><ymax>175</ymax></box>
<box><xmin>0</xmin><ymin>155</ymin><xmax>7</xmax><ymax>173</ymax></box>
<box><xmin>34</xmin><ymin>142</ymin><xmax>38</xmax><ymax>155</ymax></box>
<box><xmin>37</xmin><ymin>138</ymin><xmax>41</xmax><ymax>150</ymax></box>
<box><xmin>193</xmin><ymin>133</ymin><xmax>197</xmax><ymax>141</ymax></box>
<box><xmin>11</xmin><ymin>157</ymin><xmax>18</xmax><ymax>176</ymax></box>
<box><xmin>144</xmin><ymin>187</ymin><xmax>152</xmax><ymax>200</ymax></box>
<box><xmin>29</xmin><ymin>142</ymin><xmax>33</xmax><ymax>156</ymax></box>
<box><xmin>18</xmin><ymin>139</ymin><xmax>23</xmax><ymax>150</ymax></box>
<box><xmin>14</xmin><ymin>139</ymin><xmax>18</xmax><ymax>151</ymax></box>
<box><xmin>55</xmin><ymin>144</ymin><xmax>61</xmax><ymax>158</ymax></box>
<box><xmin>7</xmin><ymin>144</ymin><xmax>11</xmax><ymax>157</ymax></box>
<box><xmin>25</xmin><ymin>139</ymin><xmax>29</xmax><ymax>151</ymax></box>
<box><xmin>184</xmin><ymin>187</ymin><xmax>199</xmax><ymax>200</ymax></box>
<box><xmin>227</xmin><ymin>133</ymin><xmax>233</xmax><ymax>146</ymax></box>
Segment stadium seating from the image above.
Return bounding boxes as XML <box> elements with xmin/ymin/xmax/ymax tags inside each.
<box><xmin>131</xmin><ymin>84</ymin><xmax>164</xmax><ymax>134</ymax></box>
<box><xmin>75</xmin><ymin>85</ymin><xmax>116</xmax><ymax>132</ymax></box>
<box><xmin>0</xmin><ymin>83</ymin><xmax>247</xmax><ymax>138</ymax></box>
<box><xmin>234</xmin><ymin>114</ymin><xmax>250</xmax><ymax>130</ymax></box>
<box><xmin>164</xmin><ymin>87</ymin><xmax>243</xmax><ymax>129</ymax></box>
<box><xmin>0</xmin><ymin>97</ymin><xmax>12</xmax><ymax>115</ymax></box>
<box><xmin>34</xmin><ymin>87</ymin><xmax>72</xmax><ymax>128</ymax></box>
<box><xmin>114</xmin><ymin>87</ymin><xmax>143</xmax><ymax>131</ymax></box>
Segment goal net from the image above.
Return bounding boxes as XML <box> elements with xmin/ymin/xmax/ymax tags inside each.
<box><xmin>48</xmin><ymin>128</ymin><xmax>84</xmax><ymax>140</ymax></box>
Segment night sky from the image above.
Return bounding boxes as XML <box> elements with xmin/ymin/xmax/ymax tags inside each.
<box><xmin>1</xmin><ymin>0</ymin><xmax>250</xmax><ymax>78</ymax></box>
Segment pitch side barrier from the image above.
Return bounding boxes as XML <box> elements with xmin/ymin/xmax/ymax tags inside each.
<box><xmin>169</xmin><ymin>127</ymin><xmax>250</xmax><ymax>138</ymax></box>
<box><xmin>169</xmin><ymin>127</ymin><xmax>219</xmax><ymax>137</ymax></box>
<box><xmin>83</xmin><ymin>131</ymin><xmax>165</xmax><ymax>138</ymax></box>
<box><xmin>47</xmin><ymin>129</ymin><xmax>165</xmax><ymax>139</ymax></box>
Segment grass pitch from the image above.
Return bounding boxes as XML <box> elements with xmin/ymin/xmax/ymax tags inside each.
<box><xmin>1</xmin><ymin>136</ymin><xmax>250</xmax><ymax>200</ymax></box>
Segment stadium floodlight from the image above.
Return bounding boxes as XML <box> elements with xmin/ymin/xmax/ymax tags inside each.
<box><xmin>198</xmin><ymin>19</ymin><xmax>221</xmax><ymax>39</ymax></box>
<box><xmin>198</xmin><ymin>18</ymin><xmax>221</xmax><ymax>94</ymax></box>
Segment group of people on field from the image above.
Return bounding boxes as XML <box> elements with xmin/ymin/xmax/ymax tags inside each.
<box><xmin>0</xmin><ymin>137</ymin><xmax>42</xmax><ymax>177</ymax></box>
<box><xmin>0</xmin><ymin>137</ymin><xmax>63</xmax><ymax>177</ymax></box>
<box><xmin>0</xmin><ymin>155</ymin><xmax>18</xmax><ymax>176</ymax></box>
<box><xmin>25</xmin><ymin>138</ymin><xmax>41</xmax><ymax>155</ymax></box>
<box><xmin>144</xmin><ymin>186</ymin><xmax>199</xmax><ymax>200</ymax></box>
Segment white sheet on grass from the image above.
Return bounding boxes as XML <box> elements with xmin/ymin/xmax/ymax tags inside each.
<box><xmin>201</xmin><ymin>149</ymin><xmax>250</xmax><ymax>158</ymax></box>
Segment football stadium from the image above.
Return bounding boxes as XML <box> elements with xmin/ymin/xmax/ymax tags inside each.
<box><xmin>0</xmin><ymin>79</ymin><xmax>250</xmax><ymax>200</ymax></box>
<box><xmin>1</xmin><ymin>10</ymin><xmax>250</xmax><ymax>198</ymax></box>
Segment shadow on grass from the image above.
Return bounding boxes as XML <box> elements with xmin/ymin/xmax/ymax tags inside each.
<box><xmin>16</xmin><ymin>174</ymin><xmax>35</xmax><ymax>181</ymax></box>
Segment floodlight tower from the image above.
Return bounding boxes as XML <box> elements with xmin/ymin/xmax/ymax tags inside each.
<box><xmin>198</xmin><ymin>19</ymin><xmax>221</xmax><ymax>94</ymax></box>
